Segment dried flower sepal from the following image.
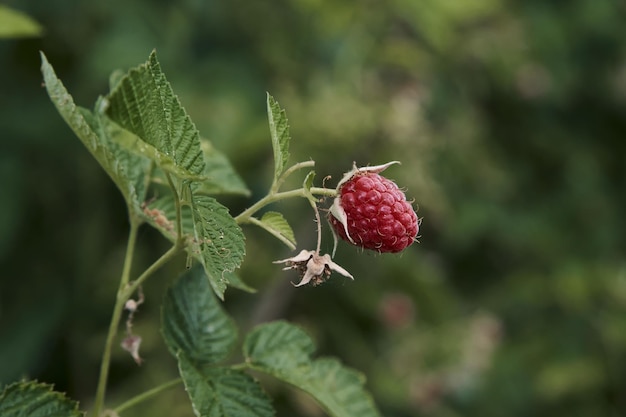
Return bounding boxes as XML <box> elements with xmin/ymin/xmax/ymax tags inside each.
<box><xmin>274</xmin><ymin>249</ymin><xmax>353</xmax><ymax>287</ymax></box>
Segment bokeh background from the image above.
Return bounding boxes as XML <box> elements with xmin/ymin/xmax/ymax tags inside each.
<box><xmin>2</xmin><ymin>0</ymin><xmax>626</xmax><ymax>416</ymax></box>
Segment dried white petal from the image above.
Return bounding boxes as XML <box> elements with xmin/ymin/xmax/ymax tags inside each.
<box><xmin>293</xmin><ymin>269</ymin><xmax>315</xmax><ymax>287</ymax></box>
<box><xmin>273</xmin><ymin>249</ymin><xmax>314</xmax><ymax>265</ymax></box>
<box><xmin>121</xmin><ymin>335</ymin><xmax>143</xmax><ymax>365</ymax></box>
<box><xmin>275</xmin><ymin>250</ymin><xmax>354</xmax><ymax>287</ymax></box>
<box><xmin>321</xmin><ymin>254</ymin><xmax>354</xmax><ymax>280</ymax></box>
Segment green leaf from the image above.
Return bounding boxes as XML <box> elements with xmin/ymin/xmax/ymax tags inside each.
<box><xmin>103</xmin><ymin>117</ymin><xmax>203</xmax><ymax>182</ymax></box>
<box><xmin>266</xmin><ymin>93</ymin><xmax>290</xmax><ymax>186</ymax></box>
<box><xmin>143</xmin><ymin>194</ymin><xmax>254</xmax><ymax>294</ymax></box>
<box><xmin>162</xmin><ymin>266</ymin><xmax>237</xmax><ymax>365</ymax></box>
<box><xmin>222</xmin><ymin>270</ymin><xmax>256</xmax><ymax>294</ymax></box>
<box><xmin>0</xmin><ymin>380</ymin><xmax>83</xmax><ymax>417</ymax></box>
<box><xmin>295</xmin><ymin>359</ymin><xmax>379</xmax><ymax>417</ymax></box>
<box><xmin>243</xmin><ymin>321</ymin><xmax>314</xmax><ymax>370</ymax></box>
<box><xmin>108</xmin><ymin>69</ymin><xmax>125</xmax><ymax>91</ymax></box>
<box><xmin>253</xmin><ymin>212</ymin><xmax>296</xmax><ymax>250</ymax></box>
<box><xmin>0</xmin><ymin>5</ymin><xmax>42</xmax><ymax>38</ymax></box>
<box><xmin>178</xmin><ymin>356</ymin><xmax>274</xmax><ymax>417</ymax></box>
<box><xmin>178</xmin><ymin>353</ymin><xmax>274</xmax><ymax>417</ymax></box>
<box><xmin>303</xmin><ymin>170</ymin><xmax>316</xmax><ymax>192</ymax></box>
<box><xmin>193</xmin><ymin>140</ymin><xmax>250</xmax><ymax>196</ymax></box>
<box><xmin>302</xmin><ymin>170</ymin><xmax>317</xmax><ymax>204</ymax></box>
<box><xmin>105</xmin><ymin>51</ymin><xmax>206</xmax><ymax>180</ymax></box>
<box><xmin>191</xmin><ymin>195</ymin><xmax>246</xmax><ymax>299</ymax></box>
<box><xmin>41</xmin><ymin>54</ymin><xmax>149</xmax><ymax>212</ymax></box>
<box><xmin>243</xmin><ymin>321</ymin><xmax>381</xmax><ymax>417</ymax></box>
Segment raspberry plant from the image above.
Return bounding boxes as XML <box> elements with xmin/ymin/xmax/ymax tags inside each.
<box><xmin>0</xmin><ymin>51</ymin><xmax>418</xmax><ymax>417</ymax></box>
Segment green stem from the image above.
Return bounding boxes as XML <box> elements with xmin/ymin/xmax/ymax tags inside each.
<box><xmin>92</xmin><ymin>214</ymin><xmax>141</xmax><ymax>417</ymax></box>
<box><xmin>309</xmin><ymin>198</ymin><xmax>322</xmax><ymax>254</ymax></box>
<box><xmin>92</xmin><ymin>214</ymin><xmax>185</xmax><ymax>416</ymax></box>
<box><xmin>121</xmin><ymin>242</ymin><xmax>183</xmax><ymax>300</ymax></box>
<box><xmin>113</xmin><ymin>378</ymin><xmax>182</xmax><ymax>415</ymax></box>
<box><xmin>272</xmin><ymin>160</ymin><xmax>315</xmax><ymax>193</ymax></box>
<box><xmin>234</xmin><ymin>186</ymin><xmax>336</xmax><ymax>225</ymax></box>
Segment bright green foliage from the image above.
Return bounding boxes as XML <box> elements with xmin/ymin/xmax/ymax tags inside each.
<box><xmin>266</xmin><ymin>93</ymin><xmax>290</xmax><ymax>188</ymax></box>
<box><xmin>162</xmin><ymin>266</ymin><xmax>237</xmax><ymax>364</ymax></box>
<box><xmin>191</xmin><ymin>195</ymin><xmax>246</xmax><ymax>299</ymax></box>
<box><xmin>0</xmin><ymin>381</ymin><xmax>83</xmax><ymax>417</ymax></box>
<box><xmin>178</xmin><ymin>359</ymin><xmax>274</xmax><ymax>417</ymax></box>
<box><xmin>41</xmin><ymin>53</ymin><xmax>150</xmax><ymax>214</ymax></box>
<box><xmin>105</xmin><ymin>51</ymin><xmax>206</xmax><ymax>180</ymax></box>
<box><xmin>0</xmin><ymin>5</ymin><xmax>42</xmax><ymax>38</ymax></box>
<box><xmin>258</xmin><ymin>212</ymin><xmax>297</xmax><ymax>249</ymax></box>
<box><xmin>244</xmin><ymin>321</ymin><xmax>381</xmax><ymax>417</ymax></box>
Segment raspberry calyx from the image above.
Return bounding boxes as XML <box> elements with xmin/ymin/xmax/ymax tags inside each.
<box><xmin>329</xmin><ymin>161</ymin><xmax>419</xmax><ymax>253</ymax></box>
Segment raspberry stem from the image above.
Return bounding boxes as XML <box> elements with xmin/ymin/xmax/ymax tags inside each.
<box><xmin>309</xmin><ymin>198</ymin><xmax>322</xmax><ymax>254</ymax></box>
<box><xmin>272</xmin><ymin>160</ymin><xmax>315</xmax><ymax>193</ymax></box>
<box><xmin>234</xmin><ymin>186</ymin><xmax>336</xmax><ymax>224</ymax></box>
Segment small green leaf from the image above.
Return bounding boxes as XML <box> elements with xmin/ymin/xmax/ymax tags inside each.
<box><xmin>178</xmin><ymin>355</ymin><xmax>274</xmax><ymax>417</ymax></box>
<box><xmin>41</xmin><ymin>54</ymin><xmax>149</xmax><ymax>212</ymax></box>
<box><xmin>106</xmin><ymin>51</ymin><xmax>206</xmax><ymax>180</ymax></box>
<box><xmin>193</xmin><ymin>140</ymin><xmax>250</xmax><ymax>196</ymax></box>
<box><xmin>302</xmin><ymin>170</ymin><xmax>318</xmax><ymax>204</ymax></box>
<box><xmin>253</xmin><ymin>212</ymin><xmax>296</xmax><ymax>250</ymax></box>
<box><xmin>244</xmin><ymin>321</ymin><xmax>381</xmax><ymax>417</ymax></box>
<box><xmin>162</xmin><ymin>266</ymin><xmax>237</xmax><ymax>365</ymax></box>
<box><xmin>191</xmin><ymin>195</ymin><xmax>246</xmax><ymax>299</ymax></box>
<box><xmin>266</xmin><ymin>93</ymin><xmax>290</xmax><ymax>186</ymax></box>
<box><xmin>303</xmin><ymin>170</ymin><xmax>316</xmax><ymax>192</ymax></box>
<box><xmin>0</xmin><ymin>5</ymin><xmax>42</xmax><ymax>38</ymax></box>
<box><xmin>0</xmin><ymin>380</ymin><xmax>83</xmax><ymax>417</ymax></box>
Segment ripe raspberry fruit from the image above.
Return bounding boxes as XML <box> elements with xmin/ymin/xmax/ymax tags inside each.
<box><xmin>329</xmin><ymin>161</ymin><xmax>419</xmax><ymax>253</ymax></box>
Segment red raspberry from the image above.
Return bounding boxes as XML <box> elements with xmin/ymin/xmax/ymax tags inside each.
<box><xmin>328</xmin><ymin>162</ymin><xmax>419</xmax><ymax>253</ymax></box>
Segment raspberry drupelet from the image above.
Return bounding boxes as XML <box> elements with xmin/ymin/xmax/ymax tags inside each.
<box><xmin>328</xmin><ymin>161</ymin><xmax>419</xmax><ymax>253</ymax></box>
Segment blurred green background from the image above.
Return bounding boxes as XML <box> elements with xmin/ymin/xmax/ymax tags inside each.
<box><xmin>2</xmin><ymin>0</ymin><xmax>626</xmax><ymax>416</ymax></box>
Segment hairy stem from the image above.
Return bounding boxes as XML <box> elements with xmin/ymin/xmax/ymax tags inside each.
<box><xmin>93</xmin><ymin>192</ymin><xmax>186</xmax><ymax>416</ymax></box>
<box><xmin>113</xmin><ymin>378</ymin><xmax>182</xmax><ymax>414</ymax></box>
<box><xmin>235</xmin><ymin>186</ymin><xmax>336</xmax><ymax>225</ymax></box>
<box><xmin>92</xmin><ymin>214</ymin><xmax>141</xmax><ymax>417</ymax></box>
<box><xmin>93</xmin><ymin>243</ymin><xmax>183</xmax><ymax>416</ymax></box>
<box><xmin>309</xmin><ymin>199</ymin><xmax>322</xmax><ymax>254</ymax></box>
<box><xmin>272</xmin><ymin>160</ymin><xmax>315</xmax><ymax>193</ymax></box>
<box><xmin>122</xmin><ymin>243</ymin><xmax>183</xmax><ymax>300</ymax></box>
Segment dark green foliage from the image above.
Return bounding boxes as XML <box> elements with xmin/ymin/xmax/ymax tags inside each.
<box><xmin>0</xmin><ymin>381</ymin><xmax>83</xmax><ymax>417</ymax></box>
<box><xmin>2</xmin><ymin>0</ymin><xmax>626</xmax><ymax>416</ymax></box>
